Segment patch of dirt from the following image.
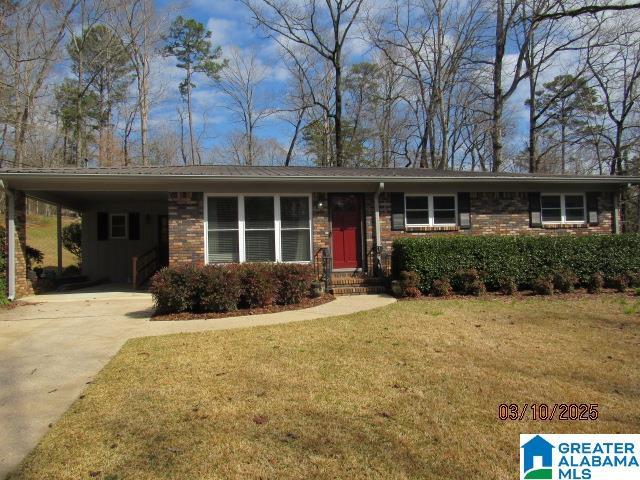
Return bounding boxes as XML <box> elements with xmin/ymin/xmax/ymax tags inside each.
<box><xmin>151</xmin><ymin>294</ymin><xmax>335</xmax><ymax>321</ymax></box>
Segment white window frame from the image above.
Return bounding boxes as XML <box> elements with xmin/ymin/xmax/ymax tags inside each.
<box><xmin>540</xmin><ymin>193</ymin><xmax>586</xmax><ymax>225</ymax></box>
<box><xmin>203</xmin><ymin>193</ymin><xmax>313</xmax><ymax>264</ymax></box>
<box><xmin>405</xmin><ymin>194</ymin><xmax>458</xmax><ymax>227</ymax></box>
<box><xmin>109</xmin><ymin>213</ymin><xmax>128</xmax><ymax>240</ymax></box>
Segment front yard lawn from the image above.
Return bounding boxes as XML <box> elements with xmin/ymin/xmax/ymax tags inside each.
<box><xmin>9</xmin><ymin>296</ymin><xmax>640</xmax><ymax>479</ymax></box>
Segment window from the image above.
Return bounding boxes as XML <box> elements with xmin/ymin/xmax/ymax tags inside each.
<box><xmin>245</xmin><ymin>196</ymin><xmax>276</xmax><ymax>261</ymax></box>
<box><xmin>405</xmin><ymin>194</ymin><xmax>457</xmax><ymax>227</ymax></box>
<box><xmin>280</xmin><ymin>196</ymin><xmax>311</xmax><ymax>262</ymax></box>
<box><xmin>109</xmin><ymin>213</ymin><xmax>127</xmax><ymax>239</ymax></box>
<box><xmin>205</xmin><ymin>195</ymin><xmax>311</xmax><ymax>264</ymax></box>
<box><xmin>541</xmin><ymin>194</ymin><xmax>585</xmax><ymax>224</ymax></box>
<box><xmin>207</xmin><ymin>197</ymin><xmax>239</xmax><ymax>262</ymax></box>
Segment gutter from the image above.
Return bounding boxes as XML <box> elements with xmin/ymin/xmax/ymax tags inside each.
<box><xmin>0</xmin><ymin>172</ymin><xmax>639</xmax><ymax>184</ymax></box>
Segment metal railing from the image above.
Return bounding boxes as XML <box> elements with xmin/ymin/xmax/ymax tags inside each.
<box><xmin>132</xmin><ymin>246</ymin><xmax>159</xmax><ymax>289</ymax></box>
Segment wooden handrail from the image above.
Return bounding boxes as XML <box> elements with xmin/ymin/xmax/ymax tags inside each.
<box><xmin>132</xmin><ymin>246</ymin><xmax>159</xmax><ymax>289</ymax></box>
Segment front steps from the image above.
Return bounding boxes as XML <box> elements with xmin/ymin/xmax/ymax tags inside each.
<box><xmin>331</xmin><ymin>273</ymin><xmax>387</xmax><ymax>296</ymax></box>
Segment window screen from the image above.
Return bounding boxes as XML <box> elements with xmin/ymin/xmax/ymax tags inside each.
<box><xmin>280</xmin><ymin>196</ymin><xmax>310</xmax><ymax>262</ymax></box>
<box><xmin>244</xmin><ymin>196</ymin><xmax>275</xmax><ymax>261</ymax></box>
<box><xmin>541</xmin><ymin>195</ymin><xmax>562</xmax><ymax>223</ymax></box>
<box><xmin>208</xmin><ymin>197</ymin><xmax>239</xmax><ymax>262</ymax></box>
<box><xmin>110</xmin><ymin>214</ymin><xmax>127</xmax><ymax>239</ymax></box>
<box><xmin>405</xmin><ymin>196</ymin><xmax>430</xmax><ymax>225</ymax></box>
<box><xmin>433</xmin><ymin>196</ymin><xmax>456</xmax><ymax>225</ymax></box>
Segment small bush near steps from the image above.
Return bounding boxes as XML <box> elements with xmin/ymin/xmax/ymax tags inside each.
<box><xmin>150</xmin><ymin>263</ymin><xmax>315</xmax><ymax>314</ymax></box>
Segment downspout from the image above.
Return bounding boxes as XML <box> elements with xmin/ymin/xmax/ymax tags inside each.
<box><xmin>5</xmin><ymin>186</ymin><xmax>16</xmax><ymax>300</ymax></box>
<box><xmin>374</xmin><ymin>182</ymin><xmax>384</xmax><ymax>276</ymax></box>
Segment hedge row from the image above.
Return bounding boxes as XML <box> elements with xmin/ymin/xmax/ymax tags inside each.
<box><xmin>392</xmin><ymin>234</ymin><xmax>640</xmax><ymax>292</ymax></box>
<box><xmin>150</xmin><ymin>263</ymin><xmax>315</xmax><ymax>314</ymax></box>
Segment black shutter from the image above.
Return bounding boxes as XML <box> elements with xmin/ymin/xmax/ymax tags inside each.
<box><xmin>390</xmin><ymin>193</ymin><xmax>405</xmax><ymax>231</ymax></box>
<box><xmin>587</xmin><ymin>192</ymin><xmax>599</xmax><ymax>225</ymax></box>
<box><xmin>458</xmin><ymin>192</ymin><xmax>471</xmax><ymax>229</ymax></box>
<box><xmin>129</xmin><ymin>212</ymin><xmax>140</xmax><ymax>240</ymax></box>
<box><xmin>97</xmin><ymin>212</ymin><xmax>109</xmax><ymax>241</ymax></box>
<box><xmin>529</xmin><ymin>192</ymin><xmax>542</xmax><ymax>227</ymax></box>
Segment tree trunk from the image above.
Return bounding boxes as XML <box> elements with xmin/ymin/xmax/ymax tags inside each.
<box><xmin>186</xmin><ymin>67</ymin><xmax>196</xmax><ymax>165</ymax></box>
<box><xmin>492</xmin><ymin>0</ymin><xmax>505</xmax><ymax>172</ymax></box>
<box><xmin>285</xmin><ymin>112</ymin><xmax>303</xmax><ymax>166</ymax></box>
<box><xmin>334</xmin><ymin>56</ymin><xmax>343</xmax><ymax>167</ymax></box>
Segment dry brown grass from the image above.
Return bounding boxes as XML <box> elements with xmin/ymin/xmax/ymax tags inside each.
<box><xmin>26</xmin><ymin>214</ymin><xmax>78</xmax><ymax>269</ymax></box>
<box><xmin>8</xmin><ymin>296</ymin><xmax>640</xmax><ymax>480</ymax></box>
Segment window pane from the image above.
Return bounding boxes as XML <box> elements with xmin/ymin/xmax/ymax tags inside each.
<box><xmin>208</xmin><ymin>230</ymin><xmax>239</xmax><ymax>262</ymax></box>
<box><xmin>406</xmin><ymin>196</ymin><xmax>429</xmax><ymax>209</ymax></box>
<box><xmin>542</xmin><ymin>209</ymin><xmax>562</xmax><ymax>222</ymax></box>
<box><xmin>541</xmin><ymin>195</ymin><xmax>561</xmax><ymax>209</ymax></box>
<box><xmin>246</xmin><ymin>230</ymin><xmax>275</xmax><ymax>261</ymax></box>
<box><xmin>433</xmin><ymin>210</ymin><xmax>456</xmax><ymax>225</ymax></box>
<box><xmin>281</xmin><ymin>229</ymin><xmax>311</xmax><ymax>262</ymax></box>
<box><xmin>245</xmin><ymin>197</ymin><xmax>274</xmax><ymax>229</ymax></box>
<box><xmin>566</xmin><ymin>208</ymin><xmax>585</xmax><ymax>222</ymax></box>
<box><xmin>565</xmin><ymin>195</ymin><xmax>584</xmax><ymax>209</ymax></box>
<box><xmin>433</xmin><ymin>196</ymin><xmax>455</xmax><ymax>210</ymax></box>
<box><xmin>281</xmin><ymin>197</ymin><xmax>309</xmax><ymax>229</ymax></box>
<box><xmin>208</xmin><ymin>197</ymin><xmax>238</xmax><ymax>229</ymax></box>
<box><xmin>111</xmin><ymin>226</ymin><xmax>126</xmax><ymax>238</ymax></box>
<box><xmin>112</xmin><ymin>215</ymin><xmax>126</xmax><ymax>226</ymax></box>
<box><xmin>406</xmin><ymin>210</ymin><xmax>429</xmax><ymax>225</ymax></box>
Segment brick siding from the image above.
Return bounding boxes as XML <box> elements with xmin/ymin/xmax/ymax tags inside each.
<box><xmin>376</xmin><ymin>191</ymin><xmax>615</xmax><ymax>252</ymax></box>
<box><xmin>8</xmin><ymin>190</ymin><xmax>34</xmax><ymax>298</ymax></box>
<box><xmin>168</xmin><ymin>192</ymin><xmax>205</xmax><ymax>267</ymax></box>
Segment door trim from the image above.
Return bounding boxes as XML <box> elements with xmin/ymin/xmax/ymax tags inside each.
<box><xmin>329</xmin><ymin>193</ymin><xmax>365</xmax><ymax>270</ymax></box>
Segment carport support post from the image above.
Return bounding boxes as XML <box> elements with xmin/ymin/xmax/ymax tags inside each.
<box><xmin>56</xmin><ymin>204</ymin><xmax>62</xmax><ymax>275</ymax></box>
<box><xmin>5</xmin><ymin>189</ymin><xmax>34</xmax><ymax>299</ymax></box>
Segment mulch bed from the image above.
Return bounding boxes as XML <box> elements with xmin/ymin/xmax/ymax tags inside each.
<box><xmin>398</xmin><ymin>288</ymin><xmax>640</xmax><ymax>302</ymax></box>
<box><xmin>151</xmin><ymin>294</ymin><xmax>335</xmax><ymax>321</ymax></box>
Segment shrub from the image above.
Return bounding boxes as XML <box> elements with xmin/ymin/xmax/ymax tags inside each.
<box><xmin>149</xmin><ymin>267</ymin><xmax>192</xmax><ymax>313</ymax></box>
<box><xmin>237</xmin><ymin>263</ymin><xmax>279</xmax><ymax>308</ymax></box>
<box><xmin>399</xmin><ymin>270</ymin><xmax>421</xmax><ymax>297</ymax></box>
<box><xmin>587</xmin><ymin>272</ymin><xmax>604</xmax><ymax>294</ymax></box>
<box><xmin>498</xmin><ymin>275</ymin><xmax>518</xmax><ymax>295</ymax></box>
<box><xmin>403</xmin><ymin>286</ymin><xmax>422</xmax><ymax>298</ymax></box>
<box><xmin>392</xmin><ymin>234</ymin><xmax>640</xmax><ymax>291</ymax></box>
<box><xmin>431</xmin><ymin>278</ymin><xmax>452</xmax><ymax>297</ymax></box>
<box><xmin>62</xmin><ymin>222</ymin><xmax>82</xmax><ymax>263</ymax></box>
<box><xmin>625</xmin><ymin>270</ymin><xmax>640</xmax><ymax>288</ymax></box>
<box><xmin>200</xmin><ymin>265</ymin><xmax>242</xmax><ymax>312</ymax></box>
<box><xmin>62</xmin><ymin>265</ymin><xmax>81</xmax><ymax>277</ymax></box>
<box><xmin>610</xmin><ymin>274</ymin><xmax>629</xmax><ymax>293</ymax></box>
<box><xmin>553</xmin><ymin>269</ymin><xmax>578</xmax><ymax>293</ymax></box>
<box><xmin>452</xmin><ymin>268</ymin><xmax>486</xmax><ymax>295</ymax></box>
<box><xmin>532</xmin><ymin>275</ymin><xmax>554</xmax><ymax>295</ymax></box>
<box><xmin>273</xmin><ymin>263</ymin><xmax>314</xmax><ymax>305</ymax></box>
<box><xmin>26</xmin><ymin>246</ymin><xmax>43</xmax><ymax>270</ymax></box>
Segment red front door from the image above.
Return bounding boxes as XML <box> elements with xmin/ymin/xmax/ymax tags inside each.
<box><xmin>331</xmin><ymin>194</ymin><xmax>362</xmax><ymax>269</ymax></box>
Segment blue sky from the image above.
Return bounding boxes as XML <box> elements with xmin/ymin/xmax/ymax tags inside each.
<box><xmin>148</xmin><ymin>0</ymin><xmax>579</xmax><ymax>162</ymax></box>
<box><xmin>152</xmin><ymin>0</ymin><xmax>293</xmax><ymax>154</ymax></box>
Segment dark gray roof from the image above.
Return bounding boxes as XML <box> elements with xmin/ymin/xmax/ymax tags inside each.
<box><xmin>1</xmin><ymin>164</ymin><xmax>638</xmax><ymax>184</ymax></box>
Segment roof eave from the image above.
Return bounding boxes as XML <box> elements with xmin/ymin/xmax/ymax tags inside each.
<box><xmin>0</xmin><ymin>172</ymin><xmax>638</xmax><ymax>184</ymax></box>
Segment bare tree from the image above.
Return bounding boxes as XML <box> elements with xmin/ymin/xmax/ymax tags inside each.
<box><xmin>586</xmin><ymin>15</ymin><xmax>640</xmax><ymax>175</ymax></box>
<box><xmin>242</xmin><ymin>0</ymin><xmax>365</xmax><ymax>167</ymax></box>
<box><xmin>214</xmin><ymin>47</ymin><xmax>277</xmax><ymax>166</ymax></box>
<box><xmin>1</xmin><ymin>0</ymin><xmax>79</xmax><ymax>167</ymax></box>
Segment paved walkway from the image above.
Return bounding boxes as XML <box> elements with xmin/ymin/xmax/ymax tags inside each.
<box><xmin>0</xmin><ymin>291</ymin><xmax>395</xmax><ymax>479</ymax></box>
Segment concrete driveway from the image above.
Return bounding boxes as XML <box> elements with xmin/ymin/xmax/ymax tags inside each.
<box><xmin>0</xmin><ymin>288</ymin><xmax>395</xmax><ymax>479</ymax></box>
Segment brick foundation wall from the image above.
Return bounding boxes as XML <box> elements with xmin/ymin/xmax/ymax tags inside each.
<box><xmin>6</xmin><ymin>190</ymin><xmax>34</xmax><ymax>298</ymax></box>
<box><xmin>168</xmin><ymin>192</ymin><xmax>204</xmax><ymax>267</ymax></box>
<box><xmin>376</xmin><ymin>191</ymin><xmax>615</xmax><ymax>252</ymax></box>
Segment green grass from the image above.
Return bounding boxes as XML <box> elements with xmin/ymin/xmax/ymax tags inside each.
<box><xmin>8</xmin><ymin>297</ymin><xmax>640</xmax><ymax>480</ymax></box>
<box><xmin>26</xmin><ymin>214</ymin><xmax>78</xmax><ymax>269</ymax></box>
